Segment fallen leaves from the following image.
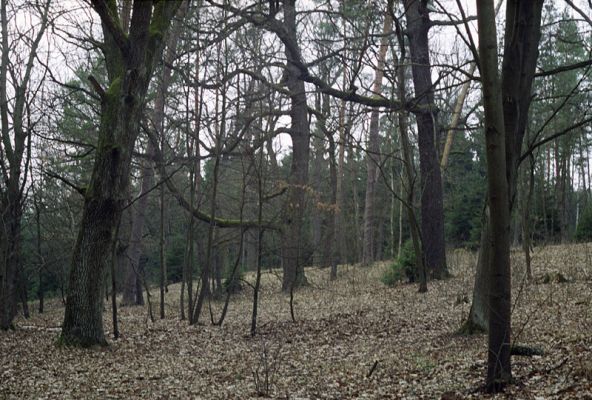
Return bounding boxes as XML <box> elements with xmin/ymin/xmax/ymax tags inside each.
<box><xmin>0</xmin><ymin>243</ymin><xmax>591</xmax><ymax>398</ymax></box>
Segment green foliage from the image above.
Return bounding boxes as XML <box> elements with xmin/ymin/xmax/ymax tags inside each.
<box><xmin>381</xmin><ymin>240</ymin><xmax>416</xmax><ymax>286</ymax></box>
<box><xmin>575</xmin><ymin>203</ymin><xmax>592</xmax><ymax>242</ymax></box>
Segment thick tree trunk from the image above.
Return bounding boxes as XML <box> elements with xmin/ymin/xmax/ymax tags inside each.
<box><xmin>404</xmin><ymin>0</ymin><xmax>448</xmax><ymax>279</ymax></box>
<box><xmin>62</xmin><ymin>183</ymin><xmax>127</xmax><ymax>346</ymax></box>
<box><xmin>362</xmin><ymin>11</ymin><xmax>392</xmax><ymax>266</ymax></box>
<box><xmin>281</xmin><ymin>0</ymin><xmax>311</xmax><ymax>291</ymax></box>
<box><xmin>60</xmin><ymin>1</ymin><xmax>182</xmax><ymax>346</ymax></box>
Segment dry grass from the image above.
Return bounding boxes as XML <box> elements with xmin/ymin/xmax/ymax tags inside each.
<box><xmin>1</xmin><ymin>243</ymin><xmax>591</xmax><ymax>399</ymax></box>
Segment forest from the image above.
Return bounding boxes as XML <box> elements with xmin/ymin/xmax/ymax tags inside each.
<box><xmin>0</xmin><ymin>0</ymin><xmax>591</xmax><ymax>398</ymax></box>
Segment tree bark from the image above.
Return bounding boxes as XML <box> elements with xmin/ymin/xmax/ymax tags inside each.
<box><xmin>123</xmin><ymin>0</ymin><xmax>187</xmax><ymax>308</ymax></box>
<box><xmin>476</xmin><ymin>0</ymin><xmax>512</xmax><ymax>390</ymax></box>
<box><xmin>281</xmin><ymin>0</ymin><xmax>311</xmax><ymax>291</ymax></box>
<box><xmin>464</xmin><ymin>0</ymin><xmax>544</xmax><ymax>333</ymax></box>
<box><xmin>362</xmin><ymin>11</ymin><xmax>392</xmax><ymax>266</ymax></box>
<box><xmin>393</xmin><ymin>10</ymin><xmax>426</xmax><ymax>291</ymax></box>
<box><xmin>404</xmin><ymin>0</ymin><xmax>448</xmax><ymax>279</ymax></box>
<box><xmin>60</xmin><ymin>0</ymin><xmax>182</xmax><ymax>347</ymax></box>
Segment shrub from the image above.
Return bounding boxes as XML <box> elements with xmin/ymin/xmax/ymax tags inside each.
<box><xmin>381</xmin><ymin>240</ymin><xmax>417</xmax><ymax>286</ymax></box>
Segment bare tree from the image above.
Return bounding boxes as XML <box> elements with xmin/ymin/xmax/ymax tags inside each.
<box><xmin>0</xmin><ymin>0</ymin><xmax>51</xmax><ymax>330</ymax></box>
<box><xmin>280</xmin><ymin>0</ymin><xmax>311</xmax><ymax>291</ymax></box>
<box><xmin>60</xmin><ymin>0</ymin><xmax>182</xmax><ymax>346</ymax></box>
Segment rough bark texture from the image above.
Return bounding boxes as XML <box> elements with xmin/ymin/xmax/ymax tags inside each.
<box><xmin>404</xmin><ymin>0</ymin><xmax>448</xmax><ymax>279</ymax></box>
<box><xmin>281</xmin><ymin>0</ymin><xmax>311</xmax><ymax>291</ymax></box>
<box><xmin>465</xmin><ymin>0</ymin><xmax>544</xmax><ymax>333</ymax></box>
<box><xmin>362</xmin><ymin>11</ymin><xmax>392</xmax><ymax>266</ymax></box>
<box><xmin>60</xmin><ymin>0</ymin><xmax>182</xmax><ymax>347</ymax></box>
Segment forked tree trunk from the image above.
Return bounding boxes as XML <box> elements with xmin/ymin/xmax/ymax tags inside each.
<box><xmin>60</xmin><ymin>1</ymin><xmax>182</xmax><ymax>347</ymax></box>
<box><xmin>464</xmin><ymin>0</ymin><xmax>543</xmax><ymax>334</ymax></box>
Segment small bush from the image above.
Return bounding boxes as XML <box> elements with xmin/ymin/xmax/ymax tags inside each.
<box><xmin>381</xmin><ymin>240</ymin><xmax>417</xmax><ymax>286</ymax></box>
<box><xmin>251</xmin><ymin>339</ymin><xmax>284</xmax><ymax>397</ymax></box>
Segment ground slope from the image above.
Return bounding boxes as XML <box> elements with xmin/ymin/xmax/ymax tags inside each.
<box><xmin>1</xmin><ymin>244</ymin><xmax>591</xmax><ymax>399</ymax></box>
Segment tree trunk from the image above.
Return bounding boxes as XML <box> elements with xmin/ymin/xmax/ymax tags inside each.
<box><xmin>522</xmin><ymin>154</ymin><xmax>535</xmax><ymax>280</ymax></box>
<box><xmin>0</xmin><ymin>0</ymin><xmax>50</xmax><ymax>330</ymax></box>
<box><xmin>124</xmin><ymin>0</ymin><xmax>187</xmax><ymax>308</ymax></box>
<box><xmin>464</xmin><ymin>0</ymin><xmax>543</xmax><ymax>334</ymax></box>
<box><xmin>159</xmin><ymin>181</ymin><xmax>166</xmax><ymax>320</ymax></box>
<box><xmin>60</xmin><ymin>1</ymin><xmax>182</xmax><ymax>347</ymax></box>
<box><xmin>121</xmin><ymin>149</ymin><xmax>151</xmax><ymax>306</ymax></box>
<box><xmin>281</xmin><ymin>0</ymin><xmax>311</xmax><ymax>291</ymax></box>
<box><xmin>394</xmin><ymin>13</ymin><xmax>426</xmax><ymax>292</ymax></box>
<box><xmin>461</xmin><ymin>209</ymin><xmax>490</xmax><ymax>334</ymax></box>
<box><xmin>476</xmin><ymin>0</ymin><xmax>512</xmax><ymax>390</ymax></box>
<box><xmin>404</xmin><ymin>0</ymin><xmax>448</xmax><ymax>279</ymax></box>
<box><xmin>334</xmin><ymin>106</ymin><xmax>347</xmax><ymax>268</ymax></box>
<box><xmin>362</xmin><ymin>11</ymin><xmax>392</xmax><ymax>266</ymax></box>
<box><xmin>0</xmin><ymin>192</ymin><xmax>21</xmax><ymax>329</ymax></box>
<box><xmin>34</xmin><ymin>192</ymin><xmax>44</xmax><ymax>314</ymax></box>
<box><xmin>311</xmin><ymin>93</ymin><xmax>325</xmax><ymax>266</ymax></box>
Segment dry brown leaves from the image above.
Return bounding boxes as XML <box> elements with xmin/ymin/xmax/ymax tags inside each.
<box><xmin>1</xmin><ymin>243</ymin><xmax>592</xmax><ymax>399</ymax></box>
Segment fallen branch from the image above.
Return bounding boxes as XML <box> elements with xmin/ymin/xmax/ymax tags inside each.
<box><xmin>366</xmin><ymin>360</ymin><xmax>379</xmax><ymax>378</ymax></box>
<box><xmin>511</xmin><ymin>344</ymin><xmax>544</xmax><ymax>357</ymax></box>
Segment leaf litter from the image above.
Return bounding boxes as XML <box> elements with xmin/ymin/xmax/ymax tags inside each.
<box><xmin>1</xmin><ymin>243</ymin><xmax>591</xmax><ymax>399</ymax></box>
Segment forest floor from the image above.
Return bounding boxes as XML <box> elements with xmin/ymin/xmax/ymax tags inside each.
<box><xmin>1</xmin><ymin>243</ymin><xmax>592</xmax><ymax>399</ymax></box>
